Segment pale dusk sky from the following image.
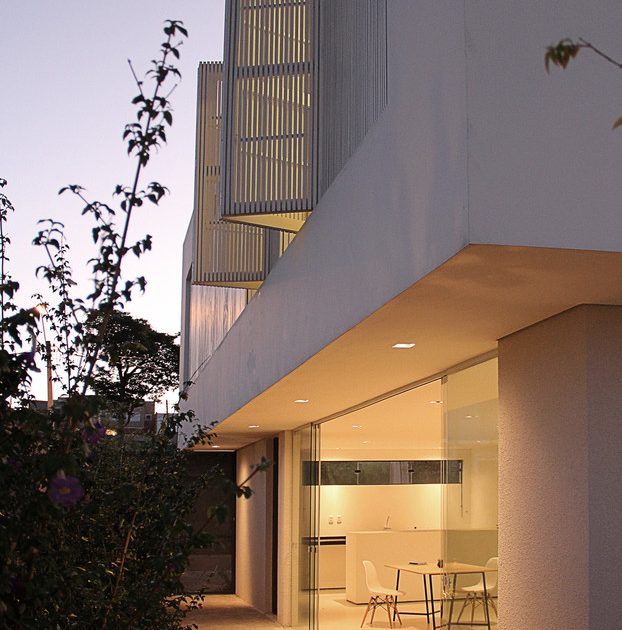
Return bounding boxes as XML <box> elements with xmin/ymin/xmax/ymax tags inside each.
<box><xmin>2</xmin><ymin>1</ymin><xmax>226</xmax><ymax>400</ymax></box>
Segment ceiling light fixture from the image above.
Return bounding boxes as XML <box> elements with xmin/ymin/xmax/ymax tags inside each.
<box><xmin>392</xmin><ymin>342</ymin><xmax>416</xmax><ymax>349</ymax></box>
<box><xmin>429</xmin><ymin>400</ymin><xmax>443</xmax><ymax>405</ymax></box>
<box><xmin>248</xmin><ymin>424</ymin><xmax>260</xmax><ymax>429</ymax></box>
<box><xmin>293</xmin><ymin>399</ymin><xmax>309</xmax><ymax>404</ymax></box>
<box><xmin>352</xmin><ymin>424</ymin><xmax>362</xmax><ymax>429</ymax></box>
<box><xmin>212</xmin><ymin>445</ymin><xmax>221</xmax><ymax>448</ymax></box>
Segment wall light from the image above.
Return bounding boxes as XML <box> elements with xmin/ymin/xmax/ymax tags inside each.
<box><xmin>294</xmin><ymin>399</ymin><xmax>309</xmax><ymax>404</ymax></box>
<box><xmin>392</xmin><ymin>342</ymin><xmax>416</xmax><ymax>349</ymax></box>
<box><xmin>429</xmin><ymin>400</ymin><xmax>443</xmax><ymax>404</ymax></box>
<box><xmin>248</xmin><ymin>424</ymin><xmax>260</xmax><ymax>429</ymax></box>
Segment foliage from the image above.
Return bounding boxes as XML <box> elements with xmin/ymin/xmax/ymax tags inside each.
<box><xmin>0</xmin><ymin>20</ymin><xmax>269</xmax><ymax>629</ymax></box>
<box><xmin>545</xmin><ymin>37</ymin><xmax>622</xmax><ymax>129</ymax></box>
<box><xmin>86</xmin><ymin>309</ymin><xmax>179</xmax><ymax>427</ymax></box>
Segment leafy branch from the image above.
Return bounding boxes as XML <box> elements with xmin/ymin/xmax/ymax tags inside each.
<box><xmin>545</xmin><ymin>37</ymin><xmax>622</xmax><ymax>129</ymax></box>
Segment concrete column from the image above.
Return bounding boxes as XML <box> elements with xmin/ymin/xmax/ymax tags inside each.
<box><xmin>236</xmin><ymin>439</ymin><xmax>273</xmax><ymax>612</ymax></box>
<box><xmin>498</xmin><ymin>305</ymin><xmax>622</xmax><ymax>630</ymax></box>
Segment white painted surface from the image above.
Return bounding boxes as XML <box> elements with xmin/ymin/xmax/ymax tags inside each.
<box><xmin>465</xmin><ymin>1</ymin><xmax>622</xmax><ymax>251</ymax></box>
<box><xmin>318</xmin><ymin>544</ymin><xmax>345</xmax><ymax>589</ymax></box>
<box><xmin>345</xmin><ymin>530</ymin><xmax>442</xmax><ymax>604</ymax></box>
<box><xmin>321</xmin><ymin>485</ymin><xmax>441</xmax><ymax>536</ymax></box>
<box><xmin>498</xmin><ymin>305</ymin><xmax>622</xmax><ymax>629</ymax></box>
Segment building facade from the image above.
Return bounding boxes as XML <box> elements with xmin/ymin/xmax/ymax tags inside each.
<box><xmin>181</xmin><ymin>2</ymin><xmax>622</xmax><ymax>629</ymax></box>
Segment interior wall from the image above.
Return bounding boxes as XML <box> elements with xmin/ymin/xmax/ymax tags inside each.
<box><xmin>498</xmin><ymin>305</ymin><xmax>622</xmax><ymax>630</ymax></box>
<box><xmin>320</xmin><ymin>484</ymin><xmax>441</xmax><ymax>535</ymax></box>
<box><xmin>236</xmin><ymin>439</ymin><xmax>273</xmax><ymax>612</ymax></box>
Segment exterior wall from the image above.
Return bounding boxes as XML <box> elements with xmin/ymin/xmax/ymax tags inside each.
<box><xmin>498</xmin><ymin>305</ymin><xmax>622</xmax><ymax>629</ymax></box>
<box><xmin>236</xmin><ymin>439</ymin><xmax>274</xmax><ymax>613</ymax></box>
<box><xmin>466</xmin><ymin>1</ymin><xmax>622</xmax><ymax>251</ymax></box>
<box><xmin>185</xmin><ymin>0</ymin><xmax>469</xmax><ymax>424</ymax></box>
<box><xmin>180</xmin><ymin>218</ymin><xmax>247</xmax><ymax>385</ymax></box>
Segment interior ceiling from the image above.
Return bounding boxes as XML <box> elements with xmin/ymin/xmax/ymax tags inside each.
<box><xmin>195</xmin><ymin>244</ymin><xmax>622</xmax><ymax>450</ymax></box>
<box><xmin>320</xmin><ymin>379</ymin><xmax>443</xmax><ymax>452</ymax></box>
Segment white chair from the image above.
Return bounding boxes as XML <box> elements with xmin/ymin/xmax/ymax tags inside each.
<box><xmin>456</xmin><ymin>557</ymin><xmax>498</xmax><ymax>624</ymax></box>
<box><xmin>360</xmin><ymin>560</ymin><xmax>404</xmax><ymax>628</ymax></box>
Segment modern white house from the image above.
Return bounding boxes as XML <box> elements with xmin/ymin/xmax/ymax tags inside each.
<box><xmin>180</xmin><ymin>2</ymin><xmax>622</xmax><ymax>629</ymax></box>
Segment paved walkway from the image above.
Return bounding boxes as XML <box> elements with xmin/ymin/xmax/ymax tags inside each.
<box><xmin>184</xmin><ymin>594</ymin><xmax>285</xmax><ymax>629</ymax></box>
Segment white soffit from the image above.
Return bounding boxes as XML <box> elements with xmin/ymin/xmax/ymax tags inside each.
<box><xmin>200</xmin><ymin>244</ymin><xmax>622</xmax><ymax>449</ymax></box>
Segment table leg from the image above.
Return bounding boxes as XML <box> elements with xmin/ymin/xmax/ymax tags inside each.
<box><xmin>447</xmin><ymin>573</ymin><xmax>457</xmax><ymax>629</ymax></box>
<box><xmin>423</xmin><ymin>574</ymin><xmax>430</xmax><ymax>621</ymax></box>
<box><xmin>429</xmin><ymin>575</ymin><xmax>437</xmax><ymax>630</ymax></box>
<box><xmin>393</xmin><ymin>570</ymin><xmax>401</xmax><ymax>622</ymax></box>
<box><xmin>482</xmin><ymin>572</ymin><xmax>491</xmax><ymax>630</ymax></box>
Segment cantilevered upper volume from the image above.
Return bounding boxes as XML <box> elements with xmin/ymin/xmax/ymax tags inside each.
<box><xmin>219</xmin><ymin>0</ymin><xmax>388</xmax><ymax>232</ymax></box>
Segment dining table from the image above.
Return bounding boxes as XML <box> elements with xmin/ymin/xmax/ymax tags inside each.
<box><xmin>384</xmin><ymin>561</ymin><xmax>497</xmax><ymax>630</ymax></box>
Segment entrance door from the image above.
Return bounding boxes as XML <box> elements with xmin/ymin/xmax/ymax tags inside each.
<box><xmin>292</xmin><ymin>423</ymin><xmax>320</xmax><ymax>629</ymax></box>
<box><xmin>440</xmin><ymin>358</ymin><xmax>499</xmax><ymax>625</ymax></box>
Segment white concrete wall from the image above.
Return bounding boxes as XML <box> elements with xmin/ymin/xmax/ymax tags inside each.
<box><xmin>236</xmin><ymin>439</ymin><xmax>273</xmax><ymax>613</ymax></box>
<box><xmin>466</xmin><ymin>1</ymin><xmax>622</xmax><ymax>251</ymax></box>
<box><xmin>498</xmin><ymin>305</ymin><xmax>622</xmax><ymax>630</ymax></box>
<box><xmin>185</xmin><ymin>0</ymin><xmax>469</xmax><ymax>424</ymax></box>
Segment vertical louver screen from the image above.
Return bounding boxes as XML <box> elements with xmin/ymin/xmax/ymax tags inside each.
<box><xmin>317</xmin><ymin>0</ymin><xmax>388</xmax><ymax>197</ymax></box>
<box><xmin>193</xmin><ymin>62</ymin><xmax>273</xmax><ymax>288</ymax></box>
<box><xmin>221</xmin><ymin>0</ymin><xmax>316</xmax><ymax>232</ymax></box>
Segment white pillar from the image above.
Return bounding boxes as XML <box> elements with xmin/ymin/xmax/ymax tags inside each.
<box><xmin>498</xmin><ymin>305</ymin><xmax>622</xmax><ymax>629</ymax></box>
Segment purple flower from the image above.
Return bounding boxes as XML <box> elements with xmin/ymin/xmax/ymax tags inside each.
<box><xmin>83</xmin><ymin>421</ymin><xmax>106</xmax><ymax>445</ymax></box>
<box><xmin>48</xmin><ymin>474</ymin><xmax>84</xmax><ymax>507</ymax></box>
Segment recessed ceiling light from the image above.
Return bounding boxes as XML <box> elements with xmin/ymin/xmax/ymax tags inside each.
<box><xmin>429</xmin><ymin>400</ymin><xmax>443</xmax><ymax>405</ymax></box>
<box><xmin>294</xmin><ymin>399</ymin><xmax>309</xmax><ymax>404</ymax></box>
<box><xmin>248</xmin><ymin>424</ymin><xmax>260</xmax><ymax>429</ymax></box>
<box><xmin>392</xmin><ymin>342</ymin><xmax>416</xmax><ymax>349</ymax></box>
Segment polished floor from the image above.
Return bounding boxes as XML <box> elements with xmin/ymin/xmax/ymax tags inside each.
<box><xmin>184</xmin><ymin>594</ymin><xmax>283</xmax><ymax>629</ymax></box>
<box><xmin>319</xmin><ymin>589</ymin><xmax>497</xmax><ymax>630</ymax></box>
<box><xmin>188</xmin><ymin>591</ymin><xmax>498</xmax><ymax>629</ymax></box>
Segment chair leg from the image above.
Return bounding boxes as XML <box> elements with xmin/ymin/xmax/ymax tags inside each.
<box><xmin>385</xmin><ymin>596</ymin><xmax>393</xmax><ymax>629</ymax></box>
<box><xmin>456</xmin><ymin>593</ymin><xmax>470</xmax><ymax>623</ymax></box>
<box><xmin>361</xmin><ymin>596</ymin><xmax>373</xmax><ymax>627</ymax></box>
<box><xmin>488</xmin><ymin>594</ymin><xmax>498</xmax><ymax>616</ymax></box>
<box><xmin>370</xmin><ymin>596</ymin><xmax>378</xmax><ymax>624</ymax></box>
<box><xmin>391</xmin><ymin>595</ymin><xmax>402</xmax><ymax>626</ymax></box>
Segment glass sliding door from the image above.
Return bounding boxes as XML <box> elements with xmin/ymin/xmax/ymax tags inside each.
<box><xmin>292</xmin><ymin>423</ymin><xmax>320</xmax><ymax>630</ymax></box>
<box><xmin>440</xmin><ymin>358</ymin><xmax>499</xmax><ymax>626</ymax></box>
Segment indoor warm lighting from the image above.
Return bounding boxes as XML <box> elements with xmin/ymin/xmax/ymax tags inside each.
<box><xmin>429</xmin><ymin>400</ymin><xmax>443</xmax><ymax>404</ymax></box>
<box><xmin>392</xmin><ymin>342</ymin><xmax>416</xmax><ymax>349</ymax></box>
<box><xmin>293</xmin><ymin>399</ymin><xmax>309</xmax><ymax>404</ymax></box>
<box><xmin>248</xmin><ymin>424</ymin><xmax>260</xmax><ymax>429</ymax></box>
<box><xmin>105</xmin><ymin>428</ymin><xmax>118</xmax><ymax>437</ymax></box>
<box><xmin>212</xmin><ymin>445</ymin><xmax>221</xmax><ymax>448</ymax></box>
<box><xmin>352</xmin><ymin>424</ymin><xmax>362</xmax><ymax>429</ymax></box>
